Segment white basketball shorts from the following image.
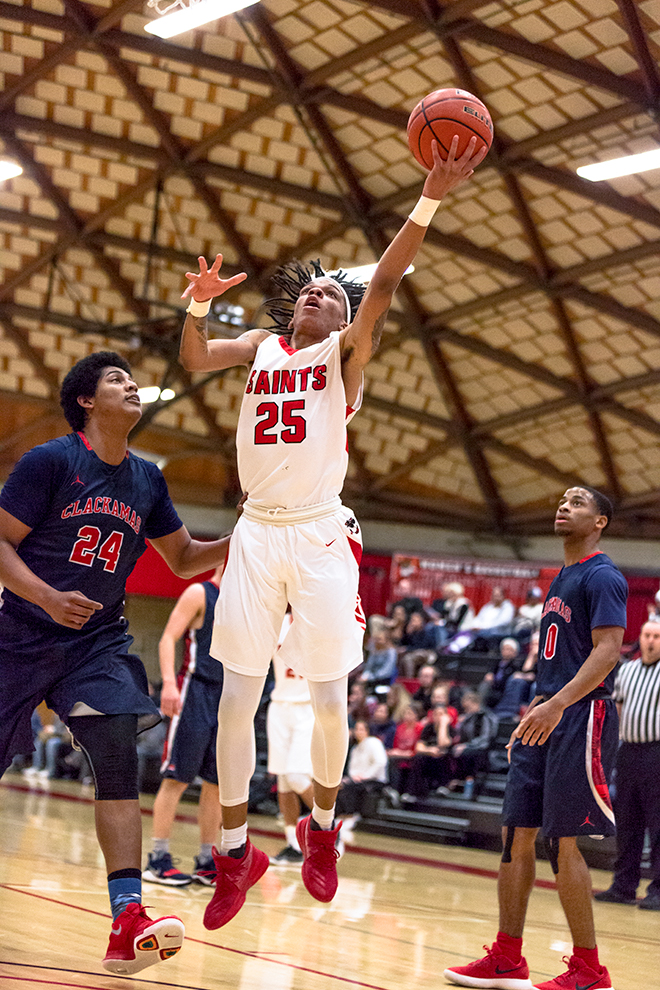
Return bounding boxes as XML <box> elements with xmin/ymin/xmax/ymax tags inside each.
<box><xmin>211</xmin><ymin>503</ymin><xmax>366</xmax><ymax>681</ymax></box>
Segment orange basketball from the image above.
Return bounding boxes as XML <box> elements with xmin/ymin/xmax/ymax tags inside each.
<box><xmin>407</xmin><ymin>88</ymin><xmax>493</xmax><ymax>170</ymax></box>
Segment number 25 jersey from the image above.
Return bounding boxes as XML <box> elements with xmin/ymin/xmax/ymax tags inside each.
<box><xmin>236</xmin><ymin>331</ymin><xmax>362</xmax><ymax>510</ymax></box>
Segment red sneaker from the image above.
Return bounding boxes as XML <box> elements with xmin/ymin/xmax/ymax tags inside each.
<box><xmin>444</xmin><ymin>942</ymin><xmax>533</xmax><ymax>989</ymax></box>
<box><xmin>296</xmin><ymin>814</ymin><xmax>341</xmax><ymax>903</ymax></box>
<box><xmin>534</xmin><ymin>955</ymin><xmax>612</xmax><ymax>990</ymax></box>
<box><xmin>203</xmin><ymin>840</ymin><xmax>269</xmax><ymax>930</ymax></box>
<box><xmin>102</xmin><ymin>903</ymin><xmax>184</xmax><ymax>975</ymax></box>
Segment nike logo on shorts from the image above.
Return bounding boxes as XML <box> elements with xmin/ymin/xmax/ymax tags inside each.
<box><xmin>111</xmin><ymin>924</ymin><xmax>122</xmax><ymax>935</ymax></box>
<box><xmin>325</xmin><ymin>540</ymin><xmax>336</xmax><ymax>546</ymax></box>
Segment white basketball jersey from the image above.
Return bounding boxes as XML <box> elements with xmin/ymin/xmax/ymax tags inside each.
<box><xmin>236</xmin><ymin>331</ymin><xmax>362</xmax><ymax>509</ymax></box>
<box><xmin>270</xmin><ymin>613</ymin><xmax>311</xmax><ymax>703</ymax></box>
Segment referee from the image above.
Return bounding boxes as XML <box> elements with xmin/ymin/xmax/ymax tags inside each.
<box><xmin>595</xmin><ymin>618</ymin><xmax>660</xmax><ymax>910</ymax></box>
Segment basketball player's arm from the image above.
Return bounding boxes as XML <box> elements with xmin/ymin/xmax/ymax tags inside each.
<box><xmin>339</xmin><ymin>137</ymin><xmax>487</xmax><ymax>401</ymax></box>
<box><xmin>149</xmin><ymin>525</ymin><xmax>229</xmax><ymax>579</ymax></box>
<box><xmin>0</xmin><ymin>508</ymin><xmax>103</xmax><ymax>629</ymax></box>
<box><xmin>514</xmin><ymin>624</ymin><xmax>624</xmax><ymax>747</ymax></box>
<box><xmin>158</xmin><ymin>582</ymin><xmax>206</xmax><ymax>718</ymax></box>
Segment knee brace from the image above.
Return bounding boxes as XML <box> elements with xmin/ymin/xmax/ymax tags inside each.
<box><xmin>69</xmin><ymin>713</ymin><xmax>139</xmax><ymax>801</ymax></box>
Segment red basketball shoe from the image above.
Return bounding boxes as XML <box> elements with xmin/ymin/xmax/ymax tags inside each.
<box><xmin>102</xmin><ymin>903</ymin><xmax>184</xmax><ymax>975</ymax></box>
<box><xmin>534</xmin><ymin>955</ymin><xmax>612</xmax><ymax>990</ymax></box>
<box><xmin>444</xmin><ymin>942</ymin><xmax>533</xmax><ymax>989</ymax></box>
<box><xmin>296</xmin><ymin>814</ymin><xmax>341</xmax><ymax>902</ymax></box>
<box><xmin>203</xmin><ymin>840</ymin><xmax>269</xmax><ymax>930</ymax></box>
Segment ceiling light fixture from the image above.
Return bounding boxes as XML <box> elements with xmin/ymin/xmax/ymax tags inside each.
<box><xmin>0</xmin><ymin>161</ymin><xmax>23</xmax><ymax>182</ymax></box>
<box><xmin>137</xmin><ymin>386</ymin><xmax>176</xmax><ymax>403</ymax></box>
<box><xmin>144</xmin><ymin>0</ymin><xmax>258</xmax><ymax>39</ymax></box>
<box><xmin>577</xmin><ymin>148</ymin><xmax>660</xmax><ymax>181</ymax></box>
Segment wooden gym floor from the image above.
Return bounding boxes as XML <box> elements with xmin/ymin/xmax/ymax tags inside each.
<box><xmin>0</xmin><ymin>777</ymin><xmax>657</xmax><ymax>990</ymax></box>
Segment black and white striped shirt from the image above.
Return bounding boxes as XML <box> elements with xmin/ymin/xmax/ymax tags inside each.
<box><xmin>613</xmin><ymin>658</ymin><xmax>660</xmax><ymax>744</ymax></box>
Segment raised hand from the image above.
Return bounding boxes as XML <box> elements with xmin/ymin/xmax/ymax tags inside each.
<box><xmin>422</xmin><ymin>135</ymin><xmax>488</xmax><ymax>200</ymax></box>
<box><xmin>182</xmin><ymin>253</ymin><xmax>248</xmax><ymax>302</ymax></box>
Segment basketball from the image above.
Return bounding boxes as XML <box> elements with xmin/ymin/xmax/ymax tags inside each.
<box><xmin>407</xmin><ymin>88</ymin><xmax>493</xmax><ymax>170</ymax></box>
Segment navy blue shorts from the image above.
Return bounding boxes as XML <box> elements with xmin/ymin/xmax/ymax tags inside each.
<box><xmin>0</xmin><ymin>612</ymin><xmax>159</xmax><ymax>775</ymax></box>
<box><xmin>160</xmin><ymin>675</ymin><xmax>222</xmax><ymax>785</ymax></box>
<box><xmin>502</xmin><ymin>698</ymin><xmax>617</xmax><ymax>838</ymax></box>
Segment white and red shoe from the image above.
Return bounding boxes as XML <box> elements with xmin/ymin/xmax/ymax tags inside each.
<box><xmin>102</xmin><ymin>902</ymin><xmax>184</xmax><ymax>975</ymax></box>
<box><xmin>444</xmin><ymin>942</ymin><xmax>533</xmax><ymax>989</ymax></box>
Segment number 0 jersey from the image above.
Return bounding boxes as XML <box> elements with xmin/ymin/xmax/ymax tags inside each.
<box><xmin>236</xmin><ymin>331</ymin><xmax>362</xmax><ymax>509</ymax></box>
<box><xmin>537</xmin><ymin>551</ymin><xmax>628</xmax><ymax>697</ymax></box>
<box><xmin>0</xmin><ymin>432</ymin><xmax>182</xmax><ymax>632</ymax></box>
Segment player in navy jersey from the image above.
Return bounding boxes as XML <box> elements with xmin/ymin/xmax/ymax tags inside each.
<box><xmin>143</xmin><ymin>565</ymin><xmax>224</xmax><ymax>887</ymax></box>
<box><xmin>0</xmin><ymin>352</ymin><xmax>230</xmax><ymax>976</ymax></box>
<box><xmin>445</xmin><ymin>487</ymin><xmax>627</xmax><ymax>990</ymax></box>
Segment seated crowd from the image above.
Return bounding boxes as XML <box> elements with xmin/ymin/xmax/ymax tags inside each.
<box><xmin>337</xmin><ymin>584</ymin><xmax>545</xmax><ymax>827</ymax></box>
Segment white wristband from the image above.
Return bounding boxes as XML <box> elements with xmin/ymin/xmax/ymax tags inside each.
<box><xmin>408</xmin><ymin>195</ymin><xmax>442</xmax><ymax>227</ymax></box>
<box><xmin>186</xmin><ymin>297</ymin><xmax>211</xmax><ymax>317</ymax></box>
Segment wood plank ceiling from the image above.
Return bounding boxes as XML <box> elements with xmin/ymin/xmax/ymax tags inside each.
<box><xmin>1</xmin><ymin>0</ymin><xmax>660</xmax><ymax>537</ymax></box>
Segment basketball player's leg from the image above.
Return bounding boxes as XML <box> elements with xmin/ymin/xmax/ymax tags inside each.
<box><xmin>445</xmin><ymin>739</ymin><xmax>543</xmax><ymax>988</ymax></box>
<box><xmin>498</xmin><ymin>825</ymin><xmax>538</xmax><ymax>937</ymax></box>
<box><xmin>198</xmin><ymin>781</ymin><xmax>222</xmax><ymax>844</ymax></box>
<box><xmin>555</xmin><ymin>837</ymin><xmax>596</xmax><ymax>947</ymax></box>
<box><xmin>201</xmin><ymin>669</ymin><xmax>270</xmax><ymax>930</ymax></box>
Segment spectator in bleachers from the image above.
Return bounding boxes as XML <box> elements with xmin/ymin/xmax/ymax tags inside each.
<box><xmin>427</xmin><ymin>681</ymin><xmax>460</xmax><ymax>729</ymax></box>
<box><xmin>336</xmin><ymin>719</ymin><xmax>388</xmax><ymax>836</ymax></box>
<box><xmin>358</xmin><ymin>628</ymin><xmax>398</xmax><ymax>695</ymax></box>
<box><xmin>347</xmin><ymin>681</ymin><xmax>372</xmax><ymax>728</ymax></box>
<box><xmin>441</xmin><ymin>691</ymin><xmax>498</xmax><ymax>799</ymax></box>
<box><xmin>398</xmin><ymin>611</ymin><xmax>438</xmax><ymax>677</ymax></box>
<box><xmin>411</xmin><ymin>664</ymin><xmax>438</xmax><ymax>714</ymax></box>
<box><xmin>384</xmin><ymin>603</ymin><xmax>408</xmax><ymax>649</ymax></box>
<box><xmin>386</xmin><ymin>681</ymin><xmax>413</xmax><ymax>723</ymax></box>
<box><xmin>369</xmin><ymin>702</ymin><xmax>396</xmax><ymax>750</ymax></box>
<box><xmin>402</xmin><ymin>703</ymin><xmax>453</xmax><ymax>802</ymax></box>
<box><xmin>479</xmin><ymin>637</ymin><xmax>523</xmax><ymax>710</ymax></box>
<box><xmin>512</xmin><ymin>586</ymin><xmax>543</xmax><ymax>644</ymax></box>
<box><xmin>647</xmin><ymin>589</ymin><xmax>660</xmax><ymax>622</ymax></box>
<box><xmin>386</xmin><ymin>703</ymin><xmax>423</xmax><ymax>796</ymax></box>
<box><xmin>431</xmin><ymin>582</ymin><xmax>475</xmax><ymax>648</ymax></box>
<box><xmin>390</xmin><ymin>577</ymin><xmax>425</xmax><ymax>619</ymax></box>
<box><xmin>471</xmin><ymin>586</ymin><xmax>515</xmax><ymax>648</ymax></box>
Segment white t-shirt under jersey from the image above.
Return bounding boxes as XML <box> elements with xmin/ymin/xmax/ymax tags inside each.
<box><xmin>236</xmin><ymin>331</ymin><xmax>362</xmax><ymax>509</ymax></box>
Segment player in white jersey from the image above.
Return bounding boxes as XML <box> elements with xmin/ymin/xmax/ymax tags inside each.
<box><xmin>179</xmin><ymin>135</ymin><xmax>486</xmax><ymax>929</ymax></box>
<box><xmin>267</xmin><ymin>612</ymin><xmax>315</xmax><ymax>865</ymax></box>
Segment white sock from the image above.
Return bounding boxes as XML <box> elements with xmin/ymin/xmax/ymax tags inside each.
<box><xmin>220</xmin><ymin>823</ymin><xmax>248</xmax><ymax>854</ymax></box>
<box><xmin>311</xmin><ymin>803</ymin><xmax>335</xmax><ymax>830</ymax></box>
<box><xmin>285</xmin><ymin>824</ymin><xmax>300</xmax><ymax>851</ymax></box>
<box><xmin>152</xmin><ymin>838</ymin><xmax>169</xmax><ymax>855</ymax></box>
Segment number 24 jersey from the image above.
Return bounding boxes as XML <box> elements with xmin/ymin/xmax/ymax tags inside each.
<box><xmin>0</xmin><ymin>432</ymin><xmax>182</xmax><ymax>632</ymax></box>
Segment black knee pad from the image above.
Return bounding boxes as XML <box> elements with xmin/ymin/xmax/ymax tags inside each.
<box><xmin>69</xmin><ymin>714</ymin><xmax>139</xmax><ymax>801</ymax></box>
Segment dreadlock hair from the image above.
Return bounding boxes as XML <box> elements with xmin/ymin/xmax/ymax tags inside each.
<box><xmin>264</xmin><ymin>259</ymin><xmax>367</xmax><ymax>335</ymax></box>
<box><xmin>60</xmin><ymin>351</ymin><xmax>132</xmax><ymax>431</ymax></box>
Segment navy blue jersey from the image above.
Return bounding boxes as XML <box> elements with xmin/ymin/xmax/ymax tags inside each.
<box><xmin>181</xmin><ymin>581</ymin><xmax>223</xmax><ymax>684</ymax></box>
<box><xmin>0</xmin><ymin>432</ymin><xmax>182</xmax><ymax>632</ymax></box>
<box><xmin>537</xmin><ymin>551</ymin><xmax>628</xmax><ymax>697</ymax></box>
